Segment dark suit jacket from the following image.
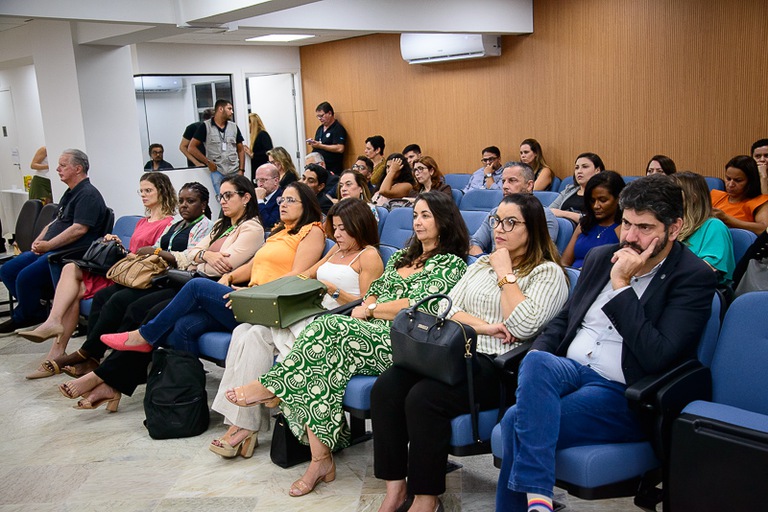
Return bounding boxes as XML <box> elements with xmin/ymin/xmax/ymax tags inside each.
<box><xmin>259</xmin><ymin>187</ymin><xmax>283</xmax><ymax>231</ymax></box>
<box><xmin>532</xmin><ymin>242</ymin><xmax>716</xmax><ymax>386</ymax></box>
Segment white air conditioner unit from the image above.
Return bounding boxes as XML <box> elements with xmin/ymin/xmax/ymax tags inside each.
<box><xmin>134</xmin><ymin>76</ymin><xmax>183</xmax><ymax>94</ymax></box>
<box><xmin>400</xmin><ymin>33</ymin><xmax>501</xmax><ymax>64</ymax></box>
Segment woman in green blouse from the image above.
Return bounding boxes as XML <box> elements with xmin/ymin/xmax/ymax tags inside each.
<box><xmin>225</xmin><ymin>191</ymin><xmax>470</xmax><ymax>498</ymax></box>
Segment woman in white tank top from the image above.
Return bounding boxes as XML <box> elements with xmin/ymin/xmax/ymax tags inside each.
<box><xmin>209</xmin><ymin>198</ymin><xmax>384</xmax><ymax>459</ymax></box>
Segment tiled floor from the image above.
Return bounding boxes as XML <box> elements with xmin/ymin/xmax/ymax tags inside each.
<box><xmin>0</xmin><ymin>292</ymin><xmax>638</xmax><ymax>511</ymax></box>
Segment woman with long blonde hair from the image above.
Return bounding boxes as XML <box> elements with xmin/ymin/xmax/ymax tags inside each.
<box><xmin>245</xmin><ymin>113</ymin><xmax>273</xmax><ymax>181</ymax></box>
<box><xmin>267</xmin><ymin>146</ymin><xmax>299</xmax><ymax>189</ymax></box>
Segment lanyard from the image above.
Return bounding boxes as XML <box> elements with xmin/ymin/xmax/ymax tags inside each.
<box><xmin>168</xmin><ymin>215</ymin><xmax>205</xmax><ymax>248</ymax></box>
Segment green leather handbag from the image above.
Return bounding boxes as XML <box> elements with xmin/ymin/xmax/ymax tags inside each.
<box><xmin>229</xmin><ymin>275</ymin><xmax>328</xmax><ymax>328</ymax></box>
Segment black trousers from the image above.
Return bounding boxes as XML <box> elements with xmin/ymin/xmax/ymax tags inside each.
<box><xmin>82</xmin><ymin>285</ymin><xmax>177</xmax><ymax>358</ymax></box>
<box><xmin>371</xmin><ymin>354</ymin><xmax>501</xmax><ymax>495</ymax></box>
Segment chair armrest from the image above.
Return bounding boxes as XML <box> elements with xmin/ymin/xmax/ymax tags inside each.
<box><xmin>493</xmin><ymin>341</ymin><xmax>533</xmax><ymax>372</ymax></box>
<box><xmin>317</xmin><ymin>298</ymin><xmax>363</xmax><ymax>317</ymax></box>
<box><xmin>625</xmin><ymin>359</ymin><xmax>701</xmax><ymax>403</ymax></box>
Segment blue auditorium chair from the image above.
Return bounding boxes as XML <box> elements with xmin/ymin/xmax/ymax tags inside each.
<box><xmin>555</xmin><ymin>217</ymin><xmax>574</xmax><ymax>254</ymax></box>
<box><xmin>668</xmin><ymin>292</ymin><xmax>768</xmax><ymax>511</ymax></box>
<box><xmin>533</xmin><ymin>191</ymin><xmax>560</xmax><ymax>207</ymax></box>
<box><xmin>559</xmin><ymin>176</ymin><xmax>574</xmax><ymax>192</ymax></box>
<box><xmin>451</xmin><ymin>188</ymin><xmax>464</xmax><ymax>208</ymax></box>
<box><xmin>379</xmin><ymin>207</ymin><xmax>414</xmax><ymax>249</ymax></box>
<box><xmin>444</xmin><ymin>173</ymin><xmax>472</xmax><ymax>191</ymax></box>
<box><xmin>375</xmin><ymin>206</ymin><xmax>388</xmax><ymax>235</ymax></box>
<box><xmin>704</xmin><ymin>177</ymin><xmax>725</xmax><ymax>192</ymax></box>
<box><xmin>460</xmin><ymin>210</ymin><xmax>488</xmax><ymax>236</ymax></box>
<box><xmin>459</xmin><ymin>189</ymin><xmax>503</xmax><ymax>212</ymax></box>
<box><xmin>729</xmin><ymin>227</ymin><xmax>756</xmax><ymax>264</ymax></box>
<box><xmin>490</xmin><ymin>293</ymin><xmax>722</xmax><ymax>510</ymax></box>
<box><xmin>550</xmin><ymin>176</ymin><xmax>561</xmax><ymax>193</ymax></box>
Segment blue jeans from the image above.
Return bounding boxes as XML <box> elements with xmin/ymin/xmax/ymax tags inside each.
<box><xmin>210</xmin><ymin>170</ymin><xmax>224</xmax><ymax>196</ymax></box>
<box><xmin>138</xmin><ymin>278</ymin><xmax>238</xmax><ymax>355</ymax></box>
<box><xmin>0</xmin><ymin>250</ymin><xmax>52</xmax><ymax>322</ymax></box>
<box><xmin>496</xmin><ymin>351</ymin><xmax>646</xmax><ymax>511</ymax></box>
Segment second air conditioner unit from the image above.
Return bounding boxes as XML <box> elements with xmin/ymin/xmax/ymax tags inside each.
<box><xmin>400</xmin><ymin>33</ymin><xmax>501</xmax><ymax>64</ymax></box>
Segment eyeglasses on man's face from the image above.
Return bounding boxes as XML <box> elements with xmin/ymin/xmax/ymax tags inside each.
<box><xmin>351</xmin><ymin>164</ymin><xmax>367</xmax><ymax>171</ymax></box>
<box><xmin>489</xmin><ymin>215</ymin><xmax>525</xmax><ymax>232</ymax></box>
<box><xmin>216</xmin><ymin>191</ymin><xmax>244</xmax><ymax>202</ymax></box>
<box><xmin>481</xmin><ymin>157</ymin><xmax>498</xmax><ymax>164</ymax></box>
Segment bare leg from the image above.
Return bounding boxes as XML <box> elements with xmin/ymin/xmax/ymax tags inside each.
<box><xmin>38</xmin><ymin>263</ymin><xmax>84</xmax><ymax>331</ymax></box>
<box><xmin>289</xmin><ymin>428</ymin><xmax>336</xmax><ymax>497</ymax></box>
<box><xmin>408</xmin><ymin>495</ymin><xmax>439</xmax><ymax>512</ymax></box>
<box><xmin>78</xmin><ymin>381</ymin><xmax>119</xmax><ymax>405</ymax></box>
<box><xmin>378</xmin><ymin>480</ymin><xmax>409</xmax><ymax>512</ymax></box>
<box><xmin>43</xmin><ymin>294</ymin><xmax>81</xmax><ymax>361</ymax></box>
<box><xmin>59</xmin><ymin>371</ymin><xmax>104</xmax><ymax>399</ymax></box>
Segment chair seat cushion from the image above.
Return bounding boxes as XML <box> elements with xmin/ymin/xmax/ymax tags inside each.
<box><xmin>79</xmin><ymin>298</ymin><xmax>93</xmax><ymax>317</ymax></box>
<box><xmin>198</xmin><ymin>331</ymin><xmax>232</xmax><ymax>362</ymax></box>
<box><xmin>342</xmin><ymin>375</ymin><xmax>377</xmax><ymax>411</ymax></box>
<box><xmin>554</xmin><ymin>443</ymin><xmax>659</xmax><ymax>488</ymax></box>
<box><xmin>682</xmin><ymin>400</ymin><xmax>768</xmax><ymax>434</ymax></box>
<box><xmin>450</xmin><ymin>409</ymin><xmax>499</xmax><ymax>447</ymax></box>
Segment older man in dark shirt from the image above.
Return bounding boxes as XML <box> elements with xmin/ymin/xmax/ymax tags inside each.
<box><xmin>0</xmin><ymin>149</ymin><xmax>108</xmax><ymax>333</ymax></box>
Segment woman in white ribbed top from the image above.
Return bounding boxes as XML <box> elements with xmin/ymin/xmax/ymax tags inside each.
<box><xmin>209</xmin><ymin>198</ymin><xmax>384</xmax><ymax>459</ymax></box>
<box><xmin>371</xmin><ymin>193</ymin><xmax>569</xmax><ymax>512</ymax></box>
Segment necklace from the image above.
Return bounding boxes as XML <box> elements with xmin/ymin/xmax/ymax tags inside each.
<box><xmin>595</xmin><ymin>225</ymin><xmax>613</xmax><ymax>239</ymax></box>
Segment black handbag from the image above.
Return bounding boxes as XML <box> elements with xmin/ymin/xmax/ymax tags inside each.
<box><xmin>390</xmin><ymin>293</ymin><xmax>477</xmax><ymax>386</ymax></box>
<box><xmin>390</xmin><ymin>293</ymin><xmax>483</xmax><ymax>443</ymax></box>
<box><xmin>66</xmin><ymin>237</ymin><xmax>128</xmax><ymax>274</ymax></box>
<box><xmin>270</xmin><ymin>413</ymin><xmax>312</xmax><ymax>468</ymax></box>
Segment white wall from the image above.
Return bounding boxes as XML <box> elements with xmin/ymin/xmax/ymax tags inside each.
<box><xmin>0</xmin><ymin>65</ymin><xmax>45</xmax><ymax>190</ymax></box>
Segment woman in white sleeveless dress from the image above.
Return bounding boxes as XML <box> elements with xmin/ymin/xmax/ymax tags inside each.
<box><xmin>209</xmin><ymin>198</ymin><xmax>384</xmax><ymax>458</ymax></box>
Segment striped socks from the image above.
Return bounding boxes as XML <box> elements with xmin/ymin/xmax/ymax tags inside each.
<box><xmin>527</xmin><ymin>493</ymin><xmax>553</xmax><ymax>512</ymax></box>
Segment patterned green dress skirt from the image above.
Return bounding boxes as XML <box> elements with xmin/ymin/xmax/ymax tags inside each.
<box><xmin>259</xmin><ymin>250</ymin><xmax>467</xmax><ymax>450</ymax></box>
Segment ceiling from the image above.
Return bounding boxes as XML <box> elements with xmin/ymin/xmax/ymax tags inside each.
<box><xmin>0</xmin><ymin>0</ymin><xmax>533</xmax><ymax>47</ymax></box>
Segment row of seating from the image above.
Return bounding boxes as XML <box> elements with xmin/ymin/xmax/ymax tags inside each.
<box><xmin>443</xmin><ymin>173</ymin><xmax>726</xmax><ymax>194</ymax></box>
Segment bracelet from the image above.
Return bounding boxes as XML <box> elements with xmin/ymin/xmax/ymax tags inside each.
<box><xmin>153</xmin><ymin>247</ymin><xmax>162</xmax><ymax>255</ymax></box>
<box><xmin>331</xmin><ymin>288</ymin><xmax>341</xmax><ymax>300</ymax></box>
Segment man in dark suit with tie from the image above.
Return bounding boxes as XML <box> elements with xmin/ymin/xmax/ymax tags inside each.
<box><xmin>496</xmin><ymin>175</ymin><xmax>717</xmax><ymax>512</ymax></box>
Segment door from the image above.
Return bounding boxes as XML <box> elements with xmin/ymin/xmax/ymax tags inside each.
<box><xmin>0</xmin><ymin>88</ymin><xmax>21</xmax><ymax>191</ymax></box>
<box><xmin>246</xmin><ymin>74</ymin><xmax>302</xmax><ymax>174</ymax></box>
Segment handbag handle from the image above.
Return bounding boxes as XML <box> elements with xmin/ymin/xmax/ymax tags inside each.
<box><xmin>406</xmin><ymin>293</ymin><xmax>453</xmax><ymax>325</ymax></box>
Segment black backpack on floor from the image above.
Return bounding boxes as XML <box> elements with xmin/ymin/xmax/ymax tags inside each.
<box><xmin>144</xmin><ymin>348</ymin><xmax>209</xmax><ymax>439</ymax></box>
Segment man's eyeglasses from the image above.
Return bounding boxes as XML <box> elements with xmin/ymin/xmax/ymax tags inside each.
<box><xmin>351</xmin><ymin>164</ymin><xmax>367</xmax><ymax>171</ymax></box>
<box><xmin>489</xmin><ymin>216</ymin><xmax>525</xmax><ymax>232</ymax></box>
<box><xmin>216</xmin><ymin>191</ymin><xmax>244</xmax><ymax>202</ymax></box>
<box><xmin>481</xmin><ymin>157</ymin><xmax>498</xmax><ymax>164</ymax></box>
<box><xmin>277</xmin><ymin>196</ymin><xmax>300</xmax><ymax>205</ymax></box>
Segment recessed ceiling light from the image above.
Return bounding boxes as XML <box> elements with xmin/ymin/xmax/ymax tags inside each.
<box><xmin>246</xmin><ymin>34</ymin><xmax>315</xmax><ymax>42</ymax></box>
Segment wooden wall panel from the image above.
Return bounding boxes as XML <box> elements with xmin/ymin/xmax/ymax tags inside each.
<box><xmin>299</xmin><ymin>0</ymin><xmax>768</xmax><ymax>179</ymax></box>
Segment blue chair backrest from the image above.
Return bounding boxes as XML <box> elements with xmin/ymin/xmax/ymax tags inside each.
<box><xmin>533</xmin><ymin>191</ymin><xmax>560</xmax><ymax>207</ymax></box>
<box><xmin>709</xmin><ymin>292</ymin><xmax>768</xmax><ymax>413</ymax></box>
<box><xmin>444</xmin><ymin>173</ymin><xmax>472</xmax><ymax>191</ymax></box>
<box><xmin>623</xmin><ymin>176</ymin><xmax>640</xmax><ymax>183</ymax></box>
<box><xmin>113</xmin><ymin>215</ymin><xmax>143</xmax><ymax>247</ymax></box>
<box><xmin>375</xmin><ymin>206</ymin><xmax>388</xmax><ymax>235</ymax></box>
<box><xmin>378</xmin><ymin>244</ymin><xmax>399</xmax><ymax>266</ymax></box>
<box><xmin>460</xmin><ymin>189</ymin><xmax>503</xmax><ymax>212</ymax></box>
<box><xmin>705</xmin><ymin>177</ymin><xmax>726</xmax><ymax>192</ymax></box>
<box><xmin>564</xmin><ymin>267</ymin><xmax>580</xmax><ymax>295</ymax></box>
<box><xmin>451</xmin><ymin>188</ymin><xmax>464</xmax><ymax>208</ymax></box>
<box><xmin>729</xmin><ymin>228</ymin><xmax>757</xmax><ymax>264</ymax></box>
<box><xmin>460</xmin><ymin>210</ymin><xmax>488</xmax><ymax>235</ymax></box>
<box><xmin>697</xmin><ymin>293</ymin><xmax>722</xmax><ymax>368</ymax></box>
<box><xmin>550</xmin><ymin>176</ymin><xmax>561</xmax><ymax>192</ymax></box>
<box><xmin>555</xmin><ymin>217</ymin><xmax>574</xmax><ymax>254</ymax></box>
<box><xmin>559</xmin><ymin>176</ymin><xmax>574</xmax><ymax>192</ymax></box>
<box><xmin>322</xmin><ymin>238</ymin><xmax>335</xmax><ymax>257</ymax></box>
<box><xmin>379</xmin><ymin>207</ymin><xmax>414</xmax><ymax>249</ymax></box>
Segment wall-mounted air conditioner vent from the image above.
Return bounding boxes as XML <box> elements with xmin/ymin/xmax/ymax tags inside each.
<box><xmin>400</xmin><ymin>33</ymin><xmax>501</xmax><ymax>64</ymax></box>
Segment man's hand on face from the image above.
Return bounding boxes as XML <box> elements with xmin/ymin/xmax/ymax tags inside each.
<box><xmin>610</xmin><ymin>238</ymin><xmax>658</xmax><ymax>289</ymax></box>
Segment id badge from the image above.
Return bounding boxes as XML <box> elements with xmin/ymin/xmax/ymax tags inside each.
<box><xmin>221</xmin><ymin>142</ymin><xmax>227</xmax><ymax>151</ymax></box>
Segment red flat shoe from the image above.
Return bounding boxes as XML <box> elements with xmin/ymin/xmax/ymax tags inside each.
<box><xmin>100</xmin><ymin>332</ymin><xmax>153</xmax><ymax>353</ymax></box>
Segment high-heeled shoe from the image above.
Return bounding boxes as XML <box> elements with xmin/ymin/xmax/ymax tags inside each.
<box><xmin>394</xmin><ymin>495</ymin><xmax>414</xmax><ymax>512</ymax></box>
<box><xmin>59</xmin><ymin>381</ymin><xmax>82</xmax><ymax>399</ymax></box>
<box><xmin>226</xmin><ymin>383</ymin><xmax>280</xmax><ymax>408</ymax></box>
<box><xmin>17</xmin><ymin>324</ymin><xmax>64</xmax><ymax>343</ymax></box>
<box><xmin>26</xmin><ymin>359</ymin><xmax>62</xmax><ymax>380</ymax></box>
<box><xmin>209</xmin><ymin>430</ymin><xmax>258</xmax><ymax>458</ymax></box>
<box><xmin>74</xmin><ymin>392</ymin><xmax>121</xmax><ymax>412</ymax></box>
<box><xmin>289</xmin><ymin>454</ymin><xmax>336</xmax><ymax>497</ymax></box>
<box><xmin>100</xmin><ymin>332</ymin><xmax>153</xmax><ymax>353</ymax></box>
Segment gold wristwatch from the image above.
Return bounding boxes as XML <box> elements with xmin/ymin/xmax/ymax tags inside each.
<box><xmin>497</xmin><ymin>273</ymin><xmax>517</xmax><ymax>288</ymax></box>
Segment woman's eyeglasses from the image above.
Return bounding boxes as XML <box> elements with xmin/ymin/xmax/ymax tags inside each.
<box><xmin>489</xmin><ymin>216</ymin><xmax>524</xmax><ymax>232</ymax></box>
<box><xmin>276</xmin><ymin>196</ymin><xmax>300</xmax><ymax>205</ymax></box>
<box><xmin>216</xmin><ymin>191</ymin><xmax>244</xmax><ymax>202</ymax></box>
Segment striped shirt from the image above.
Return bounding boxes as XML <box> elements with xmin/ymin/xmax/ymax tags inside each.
<box><xmin>444</xmin><ymin>256</ymin><xmax>569</xmax><ymax>355</ymax></box>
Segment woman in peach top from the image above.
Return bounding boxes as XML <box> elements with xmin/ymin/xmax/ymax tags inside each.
<box><xmin>711</xmin><ymin>155</ymin><xmax>768</xmax><ymax>235</ymax></box>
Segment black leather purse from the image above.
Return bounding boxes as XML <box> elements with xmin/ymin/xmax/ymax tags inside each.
<box><xmin>390</xmin><ymin>293</ymin><xmax>477</xmax><ymax>386</ymax></box>
<box><xmin>66</xmin><ymin>237</ymin><xmax>128</xmax><ymax>275</ymax></box>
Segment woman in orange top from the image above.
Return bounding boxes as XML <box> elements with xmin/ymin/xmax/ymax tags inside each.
<box><xmin>711</xmin><ymin>155</ymin><xmax>768</xmax><ymax>235</ymax></box>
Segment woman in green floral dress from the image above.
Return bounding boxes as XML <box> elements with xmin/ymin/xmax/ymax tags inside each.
<box><xmin>225</xmin><ymin>191</ymin><xmax>470</xmax><ymax>497</ymax></box>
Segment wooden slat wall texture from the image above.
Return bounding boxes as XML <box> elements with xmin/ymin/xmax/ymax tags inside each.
<box><xmin>299</xmin><ymin>0</ymin><xmax>768</xmax><ymax>180</ymax></box>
